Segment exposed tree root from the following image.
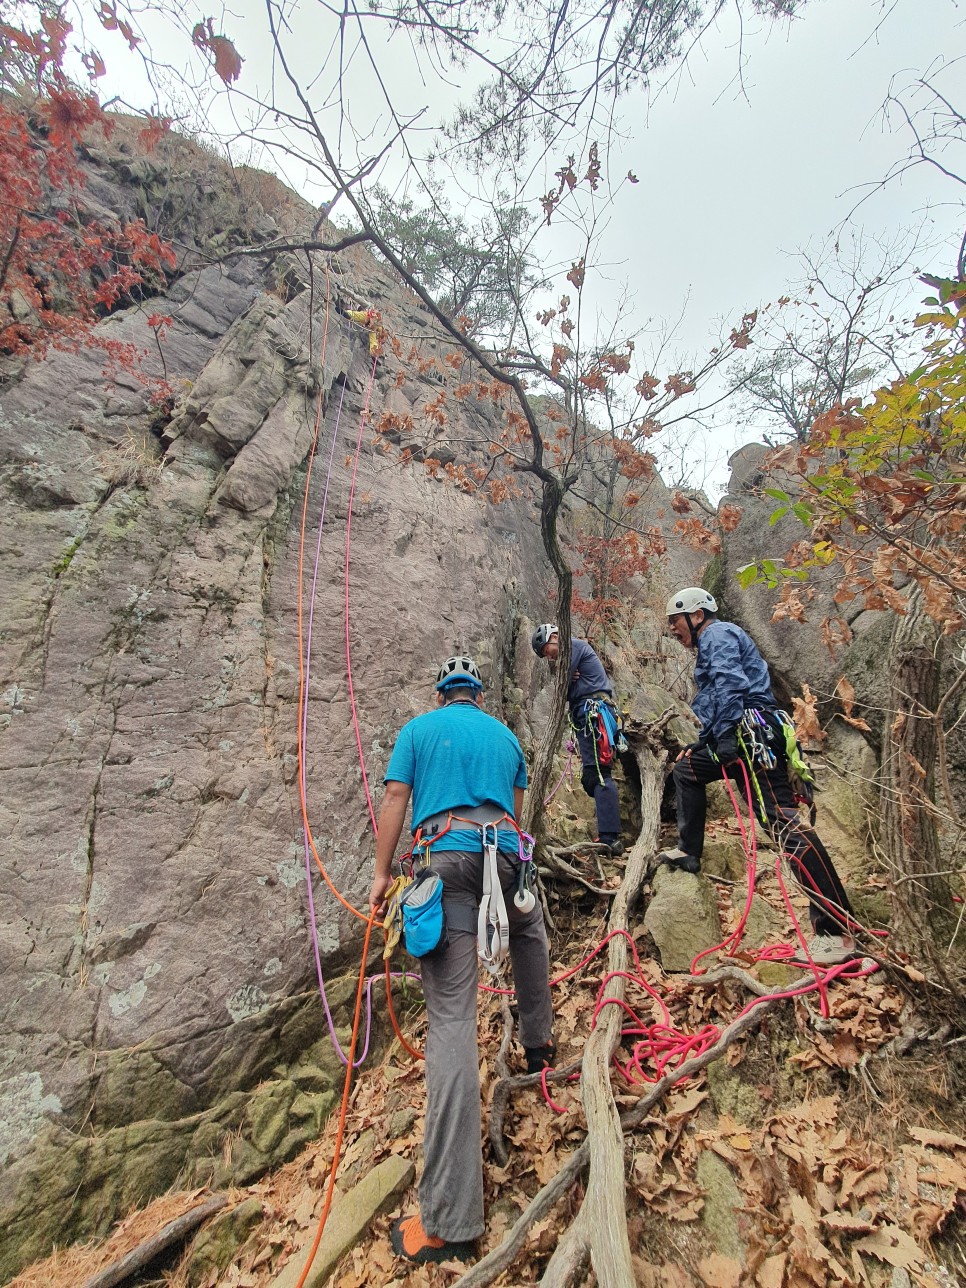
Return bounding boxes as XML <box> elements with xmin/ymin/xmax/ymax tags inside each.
<box><xmin>541</xmin><ymin>847</ymin><xmax>617</xmax><ymax>896</ymax></box>
<box><xmin>495</xmin><ymin>996</ymin><xmax>515</xmax><ymax>1083</ymax></box>
<box><xmin>460</xmin><ymin>982</ymin><xmax>791</xmax><ymax>1288</ymax></box>
<box><xmin>464</xmin><ymin>733</ymin><xmax>665</xmax><ymax>1287</ymax></box>
<box><xmin>691</xmin><ymin>963</ymin><xmax>784</xmax><ymax>997</ymax></box>
<box><xmin>542</xmin><ymin>1212</ymin><xmax>593</xmax><ymax>1287</ymax></box>
<box><xmin>460</xmin><ymin>723</ymin><xmax>829</xmax><ymax>1288</ymax></box>
<box><xmin>552</xmin><ymin>842</ymin><xmax>623</xmax><ymax>858</ymax></box>
<box><xmin>457</xmin><ymin>1143</ymin><xmax>592</xmax><ymax>1287</ymax></box>
<box><xmin>554</xmin><ymin>738</ymin><xmax>662</xmax><ymax>1288</ymax></box>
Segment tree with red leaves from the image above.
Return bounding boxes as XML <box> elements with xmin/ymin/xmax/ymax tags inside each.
<box><xmin>0</xmin><ymin>2</ymin><xmax>242</xmax><ymax>381</ymax></box>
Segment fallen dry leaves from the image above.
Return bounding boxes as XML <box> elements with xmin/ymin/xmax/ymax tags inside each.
<box><xmin>10</xmin><ymin>845</ymin><xmax>966</xmax><ymax>1288</ymax></box>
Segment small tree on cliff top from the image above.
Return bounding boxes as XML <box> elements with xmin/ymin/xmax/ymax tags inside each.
<box><xmin>0</xmin><ymin>4</ymin><xmax>249</xmax><ymax>382</ymax></box>
<box><xmin>362</xmin><ymin>168</ymin><xmax>756</xmax><ymax>790</ymax></box>
<box><xmin>731</xmin><ymin>230</ymin><xmax>920</xmax><ymax>443</ymax></box>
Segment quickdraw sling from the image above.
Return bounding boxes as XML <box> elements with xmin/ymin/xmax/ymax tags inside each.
<box><xmin>731</xmin><ymin>707</ymin><xmax>818</xmax><ymax>825</ymax></box>
<box><xmin>571</xmin><ymin>695</ymin><xmax>628</xmax><ymax>783</ymax></box>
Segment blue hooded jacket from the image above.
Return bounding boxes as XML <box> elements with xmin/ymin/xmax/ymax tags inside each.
<box><xmin>692</xmin><ymin>620</ymin><xmax>776</xmax><ymax>743</ymax></box>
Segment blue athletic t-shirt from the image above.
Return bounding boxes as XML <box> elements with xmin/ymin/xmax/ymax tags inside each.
<box><xmin>385</xmin><ymin>701</ymin><xmax>528</xmax><ymax>853</ymax></box>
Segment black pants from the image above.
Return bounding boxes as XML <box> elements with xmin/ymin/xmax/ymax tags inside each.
<box><xmin>672</xmin><ymin>742</ymin><xmax>853</xmax><ymax>935</ymax></box>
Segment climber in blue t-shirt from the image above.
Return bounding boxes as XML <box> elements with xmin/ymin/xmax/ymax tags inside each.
<box><xmin>384</xmin><ymin>691</ymin><xmax>527</xmax><ymax>855</ymax></box>
<box><xmin>369</xmin><ymin>655</ymin><xmax>554</xmax><ymax>1265</ymax></box>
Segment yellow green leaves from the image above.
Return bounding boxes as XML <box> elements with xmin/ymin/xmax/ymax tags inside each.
<box><xmin>744</xmin><ymin>274</ymin><xmax>966</xmax><ymax>636</ymax></box>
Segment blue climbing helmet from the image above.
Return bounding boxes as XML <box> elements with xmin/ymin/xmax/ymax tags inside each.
<box><xmin>435</xmin><ymin>655</ymin><xmax>483</xmax><ymax>692</ymax></box>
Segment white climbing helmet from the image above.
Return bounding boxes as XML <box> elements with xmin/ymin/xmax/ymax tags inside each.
<box><xmin>435</xmin><ymin>655</ymin><xmax>484</xmax><ymax>691</ymax></box>
<box><xmin>666</xmin><ymin>587</ymin><xmax>717</xmax><ymax>617</ymax></box>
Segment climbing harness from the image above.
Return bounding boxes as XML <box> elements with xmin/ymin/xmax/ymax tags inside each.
<box><xmin>382</xmin><ymin>810</ymin><xmax>536</xmax><ymax>974</ymax></box>
<box><xmin>724</xmin><ymin>707</ymin><xmax>818</xmax><ymax>826</ymax></box>
<box><xmin>571</xmin><ymin>693</ymin><xmax>628</xmax><ymax>782</ymax></box>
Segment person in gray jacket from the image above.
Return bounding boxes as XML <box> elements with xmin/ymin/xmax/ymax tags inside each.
<box><xmin>662</xmin><ymin>587</ymin><xmax>857</xmax><ymax>966</ymax></box>
<box><xmin>531</xmin><ymin>623</ymin><xmax>625</xmax><ymax>855</ymax></box>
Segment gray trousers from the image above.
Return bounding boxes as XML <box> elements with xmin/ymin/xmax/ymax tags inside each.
<box><xmin>418</xmin><ymin>848</ymin><xmax>553</xmax><ymax>1242</ymax></box>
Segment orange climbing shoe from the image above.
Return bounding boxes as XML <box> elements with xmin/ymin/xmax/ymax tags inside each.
<box><xmin>390</xmin><ymin>1214</ymin><xmax>475</xmax><ymax>1264</ymax></box>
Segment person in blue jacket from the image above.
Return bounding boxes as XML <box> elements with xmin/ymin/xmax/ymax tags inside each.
<box><xmin>369</xmin><ymin>655</ymin><xmax>554</xmax><ymax>1264</ymax></box>
<box><xmin>661</xmin><ymin>587</ymin><xmax>857</xmax><ymax>966</ymax></box>
<box><xmin>531</xmin><ymin>624</ymin><xmax>625</xmax><ymax>856</ymax></box>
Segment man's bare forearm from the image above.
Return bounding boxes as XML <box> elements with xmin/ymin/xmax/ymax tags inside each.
<box><xmin>375</xmin><ymin>782</ymin><xmax>411</xmax><ymax>876</ymax></box>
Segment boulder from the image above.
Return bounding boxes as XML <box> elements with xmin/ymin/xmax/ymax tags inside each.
<box><xmin>643</xmin><ymin>866</ymin><xmax>723</xmax><ymax>973</ymax></box>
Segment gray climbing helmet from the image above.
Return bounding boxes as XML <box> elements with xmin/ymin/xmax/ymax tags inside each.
<box><xmin>435</xmin><ymin>655</ymin><xmax>483</xmax><ymax>691</ymax></box>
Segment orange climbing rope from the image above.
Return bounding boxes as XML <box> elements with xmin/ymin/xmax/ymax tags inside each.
<box><xmin>292</xmin><ymin>914</ymin><xmax>376</xmax><ymax>1288</ymax></box>
<box><xmin>290</xmin><ymin>301</ymin><xmax>425</xmax><ymax>1286</ymax></box>
<box><xmin>296</xmin><ymin>269</ymin><xmax>370</xmax><ymax>924</ymax></box>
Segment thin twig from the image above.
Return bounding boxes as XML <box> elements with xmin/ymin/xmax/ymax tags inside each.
<box><xmin>543</xmin><ymin>848</ymin><xmax>617</xmax><ymax>896</ymax></box>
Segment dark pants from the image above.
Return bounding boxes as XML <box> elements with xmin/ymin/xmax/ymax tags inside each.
<box><xmin>672</xmin><ymin>743</ymin><xmax>853</xmax><ymax>935</ymax></box>
<box><xmin>574</xmin><ymin>712</ymin><xmax>621</xmax><ymax>838</ymax></box>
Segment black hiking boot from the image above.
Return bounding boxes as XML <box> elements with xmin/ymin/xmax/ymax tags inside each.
<box><xmin>659</xmin><ymin>846</ymin><xmax>700</xmax><ymax>874</ymax></box>
<box><xmin>524</xmin><ymin>1038</ymin><xmax>558</xmax><ymax>1075</ymax></box>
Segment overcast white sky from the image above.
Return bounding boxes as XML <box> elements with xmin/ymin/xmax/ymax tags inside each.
<box><xmin>616</xmin><ymin>0</ymin><xmax>964</xmax><ymax>320</ymax></box>
<box><xmin>554</xmin><ymin>0</ymin><xmax>966</xmax><ymax>488</ymax></box>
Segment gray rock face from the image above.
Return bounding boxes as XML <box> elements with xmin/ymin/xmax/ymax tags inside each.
<box><xmin>643</xmin><ymin>865</ymin><xmax>723</xmax><ymax>972</ymax></box>
<box><xmin>0</xmin><ymin>147</ymin><xmax>554</xmax><ymax>1274</ymax></box>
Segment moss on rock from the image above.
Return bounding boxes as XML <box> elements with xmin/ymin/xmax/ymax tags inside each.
<box><xmin>706</xmin><ymin>1060</ymin><xmax>765</xmax><ymax>1127</ymax></box>
<box><xmin>184</xmin><ymin>1196</ymin><xmax>265</xmax><ymax>1285</ymax></box>
<box><xmin>696</xmin><ymin>1148</ymin><xmax>745</xmax><ymax>1261</ymax></box>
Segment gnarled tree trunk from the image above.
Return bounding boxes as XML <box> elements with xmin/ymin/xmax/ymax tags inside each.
<box><xmin>522</xmin><ymin>474</ymin><xmax>573</xmax><ymax>839</ymax></box>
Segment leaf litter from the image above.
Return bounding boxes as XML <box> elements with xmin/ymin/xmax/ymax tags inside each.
<box><xmin>9</xmin><ymin>846</ymin><xmax>966</xmax><ymax>1288</ymax></box>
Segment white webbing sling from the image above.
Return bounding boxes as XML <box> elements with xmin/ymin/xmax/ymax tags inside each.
<box><xmin>478</xmin><ymin>822</ymin><xmax>510</xmax><ymax>974</ymax></box>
